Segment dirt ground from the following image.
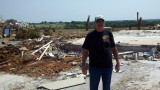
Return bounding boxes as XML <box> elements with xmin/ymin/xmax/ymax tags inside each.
<box><xmin>111</xmin><ymin>60</ymin><xmax>160</xmax><ymax>90</ymax></box>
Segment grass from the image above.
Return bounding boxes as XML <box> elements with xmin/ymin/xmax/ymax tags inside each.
<box><xmin>50</xmin><ymin>29</ymin><xmax>92</xmax><ymax>39</ymax></box>
<box><xmin>34</xmin><ymin>23</ymin><xmax>65</xmax><ymax>29</ymax></box>
<box><xmin>0</xmin><ymin>37</ymin><xmax>15</xmax><ymax>42</ymax></box>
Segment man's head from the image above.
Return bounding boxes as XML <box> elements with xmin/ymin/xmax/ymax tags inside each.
<box><xmin>94</xmin><ymin>15</ymin><xmax>105</xmax><ymax>32</ymax></box>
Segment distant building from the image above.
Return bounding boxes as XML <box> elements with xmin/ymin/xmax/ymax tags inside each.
<box><xmin>0</xmin><ymin>19</ymin><xmax>30</xmax><ymax>37</ymax></box>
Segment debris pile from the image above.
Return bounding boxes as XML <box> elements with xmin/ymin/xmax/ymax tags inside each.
<box><xmin>0</xmin><ymin>38</ymin><xmax>82</xmax><ymax>78</ymax></box>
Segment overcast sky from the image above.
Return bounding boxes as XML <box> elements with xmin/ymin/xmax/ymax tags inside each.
<box><xmin>0</xmin><ymin>0</ymin><xmax>160</xmax><ymax>23</ymax></box>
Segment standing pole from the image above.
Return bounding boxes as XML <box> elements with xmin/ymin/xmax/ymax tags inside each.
<box><xmin>139</xmin><ymin>17</ymin><xmax>142</xmax><ymax>30</ymax></box>
<box><xmin>137</xmin><ymin>12</ymin><xmax>139</xmax><ymax>30</ymax></box>
<box><xmin>137</xmin><ymin>12</ymin><xmax>142</xmax><ymax>30</ymax></box>
<box><xmin>86</xmin><ymin>15</ymin><xmax>90</xmax><ymax>31</ymax></box>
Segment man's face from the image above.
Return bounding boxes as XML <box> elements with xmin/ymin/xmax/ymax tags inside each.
<box><xmin>94</xmin><ymin>19</ymin><xmax>105</xmax><ymax>32</ymax></box>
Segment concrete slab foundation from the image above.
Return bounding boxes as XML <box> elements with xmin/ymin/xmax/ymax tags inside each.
<box><xmin>37</xmin><ymin>77</ymin><xmax>86</xmax><ymax>90</ymax></box>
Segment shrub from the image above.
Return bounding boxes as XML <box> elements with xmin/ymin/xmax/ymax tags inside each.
<box><xmin>16</xmin><ymin>29</ymin><xmax>41</xmax><ymax>39</ymax></box>
<box><xmin>43</xmin><ymin>29</ymin><xmax>53</xmax><ymax>36</ymax></box>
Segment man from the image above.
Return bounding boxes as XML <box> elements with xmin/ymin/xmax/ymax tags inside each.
<box><xmin>82</xmin><ymin>15</ymin><xmax>120</xmax><ymax>90</ymax></box>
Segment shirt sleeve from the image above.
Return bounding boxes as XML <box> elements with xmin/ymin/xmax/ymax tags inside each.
<box><xmin>109</xmin><ymin>32</ymin><xmax>116</xmax><ymax>47</ymax></box>
<box><xmin>82</xmin><ymin>33</ymin><xmax>90</xmax><ymax>49</ymax></box>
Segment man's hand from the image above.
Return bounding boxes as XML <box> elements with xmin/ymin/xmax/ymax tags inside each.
<box><xmin>115</xmin><ymin>63</ymin><xmax>120</xmax><ymax>73</ymax></box>
<box><xmin>81</xmin><ymin>49</ymin><xmax>88</xmax><ymax>75</ymax></box>
<box><xmin>82</xmin><ymin>64</ymin><xmax>87</xmax><ymax>75</ymax></box>
<box><xmin>112</xmin><ymin>47</ymin><xmax>120</xmax><ymax>73</ymax></box>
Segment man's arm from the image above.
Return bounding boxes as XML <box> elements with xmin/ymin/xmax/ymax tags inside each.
<box><xmin>112</xmin><ymin>47</ymin><xmax>120</xmax><ymax>72</ymax></box>
<box><xmin>81</xmin><ymin>49</ymin><xmax>88</xmax><ymax>75</ymax></box>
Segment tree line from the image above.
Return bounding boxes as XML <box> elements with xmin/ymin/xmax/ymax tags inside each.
<box><xmin>30</xmin><ymin>20</ymin><xmax>160</xmax><ymax>29</ymax></box>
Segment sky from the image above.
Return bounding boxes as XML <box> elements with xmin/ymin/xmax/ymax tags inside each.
<box><xmin>0</xmin><ymin>0</ymin><xmax>160</xmax><ymax>23</ymax></box>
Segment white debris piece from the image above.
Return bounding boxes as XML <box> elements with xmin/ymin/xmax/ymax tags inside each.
<box><xmin>32</xmin><ymin>40</ymin><xmax>53</xmax><ymax>55</ymax></box>
<box><xmin>48</xmin><ymin>53</ymin><xmax>54</xmax><ymax>57</ymax></box>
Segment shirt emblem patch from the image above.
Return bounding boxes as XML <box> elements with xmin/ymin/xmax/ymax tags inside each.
<box><xmin>102</xmin><ymin>35</ymin><xmax>109</xmax><ymax>41</ymax></box>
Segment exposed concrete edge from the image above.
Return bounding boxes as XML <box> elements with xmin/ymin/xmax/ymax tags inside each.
<box><xmin>37</xmin><ymin>77</ymin><xmax>86</xmax><ymax>90</ymax></box>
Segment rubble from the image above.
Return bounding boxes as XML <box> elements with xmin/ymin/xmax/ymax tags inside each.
<box><xmin>1</xmin><ymin>30</ymin><xmax>160</xmax><ymax>89</ymax></box>
<box><xmin>0</xmin><ymin>38</ymin><xmax>82</xmax><ymax>79</ymax></box>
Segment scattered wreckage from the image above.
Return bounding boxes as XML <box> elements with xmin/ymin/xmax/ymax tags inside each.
<box><xmin>0</xmin><ymin>34</ymin><xmax>160</xmax><ymax>89</ymax></box>
<box><xmin>0</xmin><ymin>35</ymin><xmax>82</xmax><ymax>79</ymax></box>
<box><xmin>117</xmin><ymin>43</ymin><xmax>160</xmax><ymax>61</ymax></box>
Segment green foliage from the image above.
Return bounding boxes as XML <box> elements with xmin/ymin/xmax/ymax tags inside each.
<box><xmin>16</xmin><ymin>29</ymin><xmax>41</xmax><ymax>39</ymax></box>
<box><xmin>64</xmin><ymin>21</ymin><xmax>85</xmax><ymax>29</ymax></box>
<box><xmin>32</xmin><ymin>22</ymin><xmax>64</xmax><ymax>30</ymax></box>
<box><xmin>43</xmin><ymin>29</ymin><xmax>53</xmax><ymax>36</ymax></box>
<box><xmin>30</xmin><ymin>20</ymin><xmax>160</xmax><ymax>29</ymax></box>
<box><xmin>0</xmin><ymin>37</ymin><xmax>15</xmax><ymax>42</ymax></box>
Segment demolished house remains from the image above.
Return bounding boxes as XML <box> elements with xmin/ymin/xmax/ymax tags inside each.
<box><xmin>0</xmin><ymin>19</ymin><xmax>30</xmax><ymax>38</ymax></box>
<box><xmin>0</xmin><ymin>29</ymin><xmax>160</xmax><ymax>89</ymax></box>
<box><xmin>0</xmin><ymin>35</ymin><xmax>82</xmax><ymax>79</ymax></box>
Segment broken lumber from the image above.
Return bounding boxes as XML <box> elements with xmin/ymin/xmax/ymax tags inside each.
<box><xmin>32</xmin><ymin>40</ymin><xmax>53</xmax><ymax>55</ymax></box>
<box><xmin>38</xmin><ymin>44</ymin><xmax>50</xmax><ymax>60</ymax></box>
